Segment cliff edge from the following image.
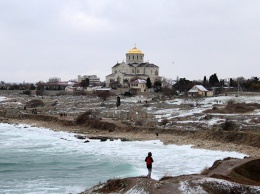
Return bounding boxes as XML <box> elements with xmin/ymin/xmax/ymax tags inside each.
<box><xmin>81</xmin><ymin>157</ymin><xmax>260</xmax><ymax>194</ymax></box>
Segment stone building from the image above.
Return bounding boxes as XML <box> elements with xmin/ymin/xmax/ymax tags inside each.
<box><xmin>78</xmin><ymin>75</ymin><xmax>101</xmax><ymax>86</ymax></box>
<box><xmin>105</xmin><ymin>46</ymin><xmax>160</xmax><ymax>87</ymax></box>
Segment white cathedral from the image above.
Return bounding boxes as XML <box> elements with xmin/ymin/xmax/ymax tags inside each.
<box><xmin>105</xmin><ymin>46</ymin><xmax>160</xmax><ymax>87</ymax></box>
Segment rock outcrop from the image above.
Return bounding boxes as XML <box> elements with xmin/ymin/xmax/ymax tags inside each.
<box><xmin>81</xmin><ymin>157</ymin><xmax>260</xmax><ymax>194</ymax></box>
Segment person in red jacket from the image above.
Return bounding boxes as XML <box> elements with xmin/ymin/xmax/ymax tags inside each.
<box><xmin>145</xmin><ymin>152</ymin><xmax>154</xmax><ymax>178</ymax></box>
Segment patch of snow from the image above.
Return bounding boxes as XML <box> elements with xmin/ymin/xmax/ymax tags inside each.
<box><xmin>125</xmin><ymin>186</ymin><xmax>148</xmax><ymax>194</ymax></box>
<box><xmin>207</xmin><ymin>118</ymin><xmax>225</xmax><ymax>126</ymax></box>
<box><xmin>120</xmin><ymin>96</ymin><xmax>150</xmax><ymax>103</ymax></box>
<box><xmin>151</xmin><ymin>95</ymin><xmax>260</xmax><ymax>123</ymax></box>
<box><xmin>179</xmin><ymin>180</ymin><xmax>207</xmax><ymax>194</ymax></box>
<box><xmin>0</xmin><ymin>96</ymin><xmax>7</xmax><ymax>102</ymax></box>
<box><xmin>197</xmin><ymin>177</ymin><xmax>260</xmax><ymax>193</ymax></box>
<box><xmin>165</xmin><ymin>99</ymin><xmax>183</xmax><ymax>105</ymax></box>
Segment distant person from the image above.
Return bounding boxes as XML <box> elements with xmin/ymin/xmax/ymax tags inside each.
<box><xmin>116</xmin><ymin>96</ymin><xmax>120</xmax><ymax>108</ymax></box>
<box><xmin>145</xmin><ymin>152</ymin><xmax>153</xmax><ymax>178</ymax></box>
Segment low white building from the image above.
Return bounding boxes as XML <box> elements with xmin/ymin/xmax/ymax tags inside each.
<box><xmin>130</xmin><ymin>79</ymin><xmax>147</xmax><ymax>93</ymax></box>
<box><xmin>188</xmin><ymin>85</ymin><xmax>213</xmax><ymax>97</ymax></box>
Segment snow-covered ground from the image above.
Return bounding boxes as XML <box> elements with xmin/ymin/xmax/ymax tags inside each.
<box><xmin>0</xmin><ymin>96</ymin><xmax>7</xmax><ymax>102</ymax></box>
<box><xmin>1</xmin><ymin>94</ymin><xmax>260</xmax><ymax>130</ymax></box>
<box><xmin>113</xmin><ymin>94</ymin><xmax>260</xmax><ymax>132</ymax></box>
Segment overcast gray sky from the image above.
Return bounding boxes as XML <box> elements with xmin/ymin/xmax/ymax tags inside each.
<box><xmin>0</xmin><ymin>0</ymin><xmax>259</xmax><ymax>83</ymax></box>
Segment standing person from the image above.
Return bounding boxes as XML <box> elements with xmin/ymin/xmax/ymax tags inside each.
<box><xmin>116</xmin><ymin>96</ymin><xmax>121</xmax><ymax>108</ymax></box>
<box><xmin>145</xmin><ymin>152</ymin><xmax>153</xmax><ymax>178</ymax></box>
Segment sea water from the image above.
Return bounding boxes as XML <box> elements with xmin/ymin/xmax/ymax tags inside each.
<box><xmin>0</xmin><ymin>123</ymin><xmax>246</xmax><ymax>194</ymax></box>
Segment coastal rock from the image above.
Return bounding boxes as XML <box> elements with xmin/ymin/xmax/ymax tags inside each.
<box><xmin>75</xmin><ymin>135</ymin><xmax>87</xmax><ymax>140</ymax></box>
<box><xmin>100</xmin><ymin>138</ymin><xmax>107</xmax><ymax>142</ymax></box>
<box><xmin>88</xmin><ymin>136</ymin><xmax>130</xmax><ymax>142</ymax></box>
<box><xmin>81</xmin><ymin>157</ymin><xmax>260</xmax><ymax>194</ymax></box>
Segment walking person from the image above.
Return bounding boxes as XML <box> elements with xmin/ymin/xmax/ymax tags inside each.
<box><xmin>145</xmin><ymin>152</ymin><xmax>153</xmax><ymax>178</ymax></box>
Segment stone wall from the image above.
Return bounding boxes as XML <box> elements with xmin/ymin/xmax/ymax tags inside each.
<box><xmin>0</xmin><ymin>90</ymin><xmax>69</xmax><ymax>96</ymax></box>
<box><xmin>0</xmin><ymin>90</ymin><xmax>35</xmax><ymax>95</ymax></box>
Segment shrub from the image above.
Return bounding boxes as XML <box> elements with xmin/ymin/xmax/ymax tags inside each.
<box><xmin>226</xmin><ymin>103</ymin><xmax>255</xmax><ymax>113</ymax></box>
<box><xmin>200</xmin><ymin>167</ymin><xmax>210</xmax><ymax>175</ymax></box>
<box><xmin>23</xmin><ymin>90</ymin><xmax>31</xmax><ymax>96</ymax></box>
<box><xmin>36</xmin><ymin>90</ymin><xmax>43</xmax><ymax>96</ymax></box>
<box><xmin>75</xmin><ymin>110</ymin><xmax>92</xmax><ymax>125</ymax></box>
<box><xmin>227</xmin><ymin>99</ymin><xmax>236</xmax><ymax>105</ymax></box>
<box><xmin>161</xmin><ymin>119</ymin><xmax>169</xmax><ymax>125</ymax></box>
<box><xmin>221</xmin><ymin>119</ymin><xmax>236</xmax><ymax>131</ymax></box>
<box><xmin>204</xmin><ymin>102</ymin><xmax>257</xmax><ymax>114</ymax></box>
<box><xmin>134</xmin><ymin>120</ymin><xmax>143</xmax><ymax>126</ymax></box>
<box><xmin>26</xmin><ymin>99</ymin><xmax>45</xmax><ymax>108</ymax></box>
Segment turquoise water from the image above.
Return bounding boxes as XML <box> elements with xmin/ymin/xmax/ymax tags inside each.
<box><xmin>0</xmin><ymin>123</ymin><xmax>246</xmax><ymax>194</ymax></box>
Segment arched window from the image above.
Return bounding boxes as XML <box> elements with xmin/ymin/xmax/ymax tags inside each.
<box><xmin>132</xmin><ymin>56</ymin><xmax>134</xmax><ymax>59</ymax></box>
<box><xmin>137</xmin><ymin>56</ymin><xmax>138</xmax><ymax>60</ymax></box>
<box><xmin>155</xmin><ymin>70</ymin><xmax>158</xmax><ymax>76</ymax></box>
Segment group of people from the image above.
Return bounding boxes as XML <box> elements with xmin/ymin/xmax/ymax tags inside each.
<box><xmin>59</xmin><ymin>113</ymin><xmax>67</xmax><ymax>117</ymax></box>
<box><xmin>31</xmin><ymin>108</ymin><xmax>37</xmax><ymax>114</ymax></box>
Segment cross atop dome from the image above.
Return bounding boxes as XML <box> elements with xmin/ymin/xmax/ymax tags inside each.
<box><xmin>127</xmin><ymin>45</ymin><xmax>143</xmax><ymax>54</ymax></box>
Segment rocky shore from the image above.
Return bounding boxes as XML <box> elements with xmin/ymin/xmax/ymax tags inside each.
<box><xmin>2</xmin><ymin>116</ymin><xmax>260</xmax><ymax>157</ymax></box>
<box><xmin>81</xmin><ymin>157</ymin><xmax>260</xmax><ymax>194</ymax></box>
<box><xmin>1</xmin><ymin>92</ymin><xmax>260</xmax><ymax>158</ymax></box>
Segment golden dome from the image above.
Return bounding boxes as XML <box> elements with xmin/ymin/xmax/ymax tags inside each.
<box><xmin>127</xmin><ymin>46</ymin><xmax>143</xmax><ymax>54</ymax></box>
